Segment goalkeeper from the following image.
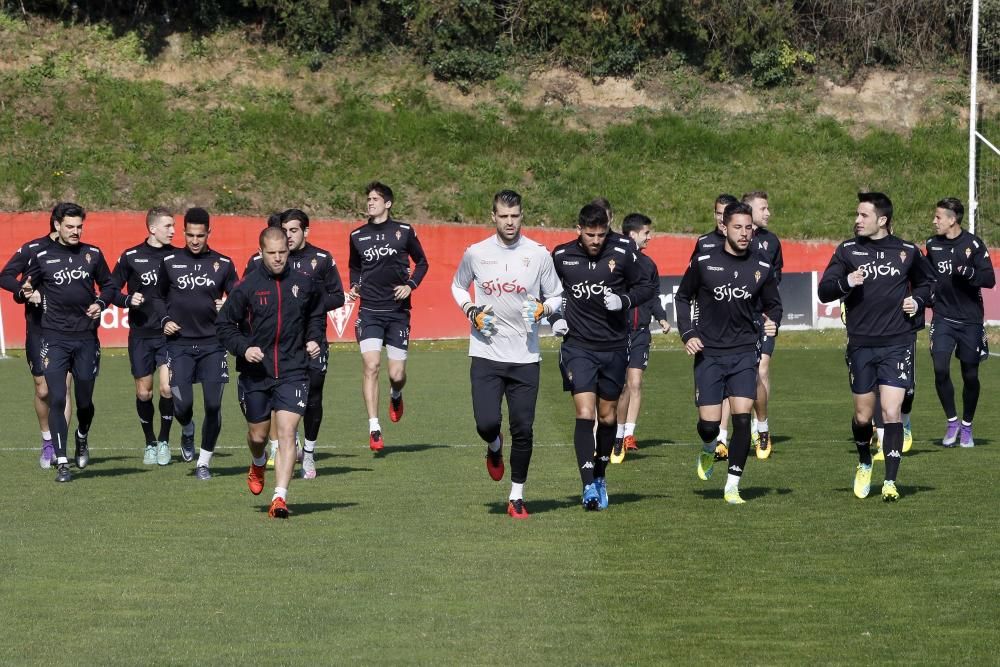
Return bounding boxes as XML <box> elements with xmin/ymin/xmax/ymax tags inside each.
<box><xmin>451</xmin><ymin>190</ymin><xmax>562</xmax><ymax>519</ymax></box>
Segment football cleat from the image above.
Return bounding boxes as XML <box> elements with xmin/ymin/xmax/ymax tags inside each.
<box><xmin>755</xmin><ymin>431</ymin><xmax>772</xmax><ymax>460</ymax></box>
<box><xmin>610</xmin><ymin>437</ymin><xmax>625</xmax><ymax>464</ymax></box>
<box><xmin>55</xmin><ymin>463</ymin><xmax>72</xmax><ymax>483</ymax></box>
<box><xmin>723</xmin><ymin>487</ymin><xmax>745</xmax><ymax>505</ymax></box>
<box><xmin>268</xmin><ymin>497</ymin><xmax>290</xmax><ymax>519</ymax></box>
<box><xmin>180</xmin><ymin>430</ymin><xmax>196</xmax><ymax>462</ymax></box>
<box><xmin>156</xmin><ymin>441</ymin><xmax>170</xmax><ymax>466</ymax></box>
<box><xmin>266</xmin><ymin>443</ymin><xmax>277</xmax><ymax>468</ymax></box>
<box><xmin>714</xmin><ymin>441</ymin><xmax>729</xmax><ymax>461</ymax></box>
<box><xmin>507</xmin><ymin>498</ymin><xmax>529</xmax><ymax>519</ymax></box>
<box><xmin>486</xmin><ymin>436</ymin><xmax>504</xmax><ymax>481</ymax></box>
<box><xmin>301</xmin><ymin>453</ymin><xmax>317</xmax><ymax>480</ymax></box>
<box><xmin>143</xmin><ymin>443</ymin><xmax>158</xmax><ymax>465</ymax></box>
<box><xmin>369</xmin><ymin>430</ymin><xmax>384</xmax><ymax>452</ymax></box>
<box><xmin>194</xmin><ymin>465</ymin><xmax>212</xmax><ymax>480</ymax></box>
<box><xmin>74</xmin><ymin>432</ymin><xmax>89</xmax><ymax>469</ymax></box>
<box><xmin>389</xmin><ymin>394</ymin><xmax>404</xmax><ymax>423</ymax></box>
<box><xmin>902</xmin><ymin>423</ymin><xmax>913</xmax><ymax>453</ymax></box>
<box><xmin>697</xmin><ymin>449</ymin><xmax>715</xmax><ymax>481</ymax></box>
<box><xmin>39</xmin><ymin>440</ymin><xmax>55</xmax><ymax>469</ymax></box>
<box><xmin>594</xmin><ymin>477</ymin><xmax>609</xmax><ymax>510</ymax></box>
<box><xmin>623</xmin><ymin>435</ymin><xmax>638</xmax><ymax>451</ymax></box>
<box><xmin>750</xmin><ymin>429</ymin><xmax>760</xmax><ymax>450</ymax></box>
<box><xmin>872</xmin><ymin>443</ymin><xmax>885</xmax><ymax>462</ymax></box>
<box><xmin>247</xmin><ymin>461</ymin><xmax>266</xmax><ymax>495</ymax></box>
<box><xmin>881</xmin><ymin>480</ymin><xmax>899</xmax><ymax>502</ymax></box>
<box><xmin>959</xmin><ymin>423</ymin><xmax>975</xmax><ymax>448</ymax></box>
<box><xmin>582</xmin><ymin>483</ymin><xmax>600</xmax><ymax>511</ymax></box>
<box><xmin>941</xmin><ymin>420</ymin><xmax>960</xmax><ymax>447</ymax></box>
<box><xmin>869</xmin><ymin>430</ymin><xmax>882</xmax><ymax>454</ymax></box>
<box><xmin>853</xmin><ymin>463</ymin><xmax>873</xmax><ymax>499</ymax></box>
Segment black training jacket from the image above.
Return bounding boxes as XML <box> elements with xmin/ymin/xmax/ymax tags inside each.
<box><xmin>216</xmin><ymin>261</ymin><xmax>327</xmax><ymax>380</ymax></box>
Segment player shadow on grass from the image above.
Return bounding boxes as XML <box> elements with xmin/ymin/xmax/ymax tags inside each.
<box><xmin>619</xmin><ymin>439</ymin><xmax>678</xmax><ymax>461</ymax></box>
<box><xmin>256</xmin><ymin>501</ymin><xmax>358</xmax><ymax>516</ymax></box>
<box><xmin>833</xmin><ymin>484</ymin><xmax>936</xmax><ymax>497</ymax></box>
<box><xmin>80</xmin><ymin>465</ymin><xmax>149</xmax><ymax>478</ymax></box>
<box><xmin>370</xmin><ymin>443</ymin><xmax>447</xmax><ymax>456</ymax></box>
<box><xmin>208</xmin><ymin>464</ymin><xmax>374</xmax><ymax>477</ymax></box>
<box><xmin>692</xmin><ymin>486</ymin><xmax>792</xmax><ymax>502</ymax></box>
<box><xmin>485</xmin><ymin>492</ymin><xmax>669</xmax><ymax>515</ymax></box>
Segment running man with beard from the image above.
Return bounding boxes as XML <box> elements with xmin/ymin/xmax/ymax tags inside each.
<box><xmin>675</xmin><ymin>202</ymin><xmax>782</xmax><ymax>504</ymax></box>
<box><xmin>0</xmin><ymin>205</ymin><xmax>74</xmax><ymax>469</ymax></box>
<box><xmin>550</xmin><ymin>203</ymin><xmax>657</xmax><ymax>510</ymax></box>
<box><xmin>22</xmin><ymin>203</ymin><xmax>117</xmax><ymax>482</ymax></box>
<box><xmin>451</xmin><ymin>189</ymin><xmax>563</xmax><ymax>518</ymax></box>
<box><xmin>157</xmin><ymin>207</ymin><xmax>238</xmax><ymax>480</ymax></box>
<box><xmin>218</xmin><ymin>226</ymin><xmax>327</xmax><ymax>518</ymax></box>
<box><xmin>246</xmin><ymin>208</ymin><xmax>345</xmax><ymax>477</ymax></box>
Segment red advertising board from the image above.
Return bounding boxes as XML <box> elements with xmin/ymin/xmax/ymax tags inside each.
<box><xmin>2</xmin><ymin>211</ymin><xmax>998</xmax><ymax>347</ymax></box>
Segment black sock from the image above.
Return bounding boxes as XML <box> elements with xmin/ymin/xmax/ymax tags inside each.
<box><xmin>883</xmin><ymin>422</ymin><xmax>903</xmax><ymax>482</ymax></box>
<box><xmin>573</xmin><ymin>418</ymin><xmax>595</xmax><ymax>486</ymax></box>
<box><xmin>852</xmin><ymin>419</ymin><xmax>874</xmax><ymax>465</ymax></box>
<box><xmin>728</xmin><ymin>413</ymin><xmax>751</xmax><ymax>477</ymax></box>
<box><xmin>157</xmin><ymin>396</ymin><xmax>174</xmax><ymax>442</ymax></box>
<box><xmin>594</xmin><ymin>423</ymin><xmax>615</xmax><ymax>478</ymax></box>
<box><xmin>137</xmin><ymin>397</ymin><xmax>156</xmax><ymax>443</ymax></box>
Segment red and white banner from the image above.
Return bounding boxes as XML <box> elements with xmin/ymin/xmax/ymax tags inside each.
<box><xmin>1</xmin><ymin>211</ymin><xmax>998</xmax><ymax>347</ymax></box>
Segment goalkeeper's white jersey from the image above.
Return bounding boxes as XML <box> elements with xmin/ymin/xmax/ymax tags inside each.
<box><xmin>453</xmin><ymin>234</ymin><xmax>562</xmax><ymax>363</ymax></box>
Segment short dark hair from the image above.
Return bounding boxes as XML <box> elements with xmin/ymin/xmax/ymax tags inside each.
<box><xmin>366</xmin><ymin>181</ymin><xmax>394</xmax><ymax>205</ymax></box>
<box><xmin>259</xmin><ymin>225</ymin><xmax>286</xmax><ymax>247</ymax></box>
<box><xmin>281</xmin><ymin>208</ymin><xmax>310</xmax><ymax>230</ymax></box>
<box><xmin>936</xmin><ymin>197</ymin><xmax>964</xmax><ymax>225</ymax></box>
<box><xmin>184</xmin><ymin>207</ymin><xmax>211</xmax><ymax>228</ymax></box>
<box><xmin>858</xmin><ymin>192</ymin><xmax>893</xmax><ymax>227</ymax></box>
<box><xmin>145</xmin><ymin>206</ymin><xmax>172</xmax><ymax>230</ymax></box>
<box><xmin>589</xmin><ymin>197</ymin><xmax>613</xmax><ymax>220</ymax></box>
<box><xmin>578</xmin><ymin>203</ymin><xmax>610</xmax><ymax>229</ymax></box>
<box><xmin>621</xmin><ymin>213</ymin><xmax>652</xmax><ymax>236</ymax></box>
<box><xmin>492</xmin><ymin>189</ymin><xmax>522</xmax><ymax>212</ymax></box>
<box><xmin>715</xmin><ymin>194</ymin><xmax>739</xmax><ymax>208</ymax></box>
<box><xmin>51</xmin><ymin>202</ymin><xmax>85</xmax><ymax>231</ymax></box>
<box><xmin>266</xmin><ymin>212</ymin><xmax>283</xmax><ymax>228</ymax></box>
<box><xmin>741</xmin><ymin>190</ymin><xmax>768</xmax><ymax>204</ymax></box>
<box><xmin>722</xmin><ymin>202</ymin><xmax>753</xmax><ymax>225</ymax></box>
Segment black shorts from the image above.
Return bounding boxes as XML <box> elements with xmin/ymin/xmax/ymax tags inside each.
<box><xmin>929</xmin><ymin>317</ymin><xmax>988</xmax><ymax>364</ymax></box>
<box><xmin>310</xmin><ymin>340</ymin><xmax>330</xmax><ymax>373</ymax></box>
<box><xmin>845</xmin><ymin>343</ymin><xmax>914</xmax><ymax>394</ymax></box>
<box><xmin>167</xmin><ymin>341</ymin><xmax>230</xmax><ymax>387</ymax></box>
<box><xmin>627</xmin><ymin>328</ymin><xmax>651</xmax><ymax>370</ymax></box>
<box><xmin>559</xmin><ymin>343</ymin><xmax>628</xmax><ymax>400</ymax></box>
<box><xmin>693</xmin><ymin>351</ymin><xmax>758</xmax><ymax>406</ymax></box>
<box><xmin>25</xmin><ymin>326</ymin><xmax>45</xmax><ymax>377</ymax></box>
<box><xmin>756</xmin><ymin>314</ymin><xmax>776</xmax><ymax>357</ymax></box>
<box><xmin>237</xmin><ymin>375</ymin><xmax>309</xmax><ymax>423</ymax></box>
<box><xmin>41</xmin><ymin>336</ymin><xmax>101</xmax><ymax>381</ymax></box>
<box><xmin>128</xmin><ymin>335</ymin><xmax>169</xmax><ymax>378</ymax></box>
<box><xmin>355</xmin><ymin>309</ymin><xmax>410</xmax><ymax>351</ymax></box>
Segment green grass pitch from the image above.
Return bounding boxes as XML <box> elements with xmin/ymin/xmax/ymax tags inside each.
<box><xmin>1</xmin><ymin>333</ymin><xmax>998</xmax><ymax>665</ymax></box>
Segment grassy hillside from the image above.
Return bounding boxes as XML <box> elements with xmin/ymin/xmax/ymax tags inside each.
<box><xmin>0</xmin><ymin>19</ymin><xmax>985</xmax><ymax>245</ymax></box>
